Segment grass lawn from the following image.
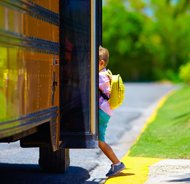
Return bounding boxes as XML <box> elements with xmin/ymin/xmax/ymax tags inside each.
<box><xmin>129</xmin><ymin>85</ymin><xmax>190</xmax><ymax>159</ymax></box>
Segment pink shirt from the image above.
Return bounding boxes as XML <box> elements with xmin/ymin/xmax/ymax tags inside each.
<box><xmin>99</xmin><ymin>68</ymin><xmax>113</xmax><ymax>116</ymax></box>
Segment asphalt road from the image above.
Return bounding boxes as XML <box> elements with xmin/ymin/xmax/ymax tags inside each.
<box><xmin>0</xmin><ymin>83</ymin><xmax>177</xmax><ymax>184</ymax></box>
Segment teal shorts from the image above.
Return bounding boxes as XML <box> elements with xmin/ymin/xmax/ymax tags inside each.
<box><xmin>99</xmin><ymin>108</ymin><xmax>111</xmax><ymax>142</ymax></box>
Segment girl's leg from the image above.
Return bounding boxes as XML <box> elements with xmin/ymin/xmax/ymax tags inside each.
<box><xmin>99</xmin><ymin>140</ymin><xmax>120</xmax><ymax>164</ymax></box>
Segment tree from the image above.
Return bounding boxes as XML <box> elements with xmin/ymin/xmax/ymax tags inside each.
<box><xmin>103</xmin><ymin>0</ymin><xmax>190</xmax><ymax>82</ymax></box>
<box><xmin>103</xmin><ymin>0</ymin><xmax>154</xmax><ymax>81</ymax></box>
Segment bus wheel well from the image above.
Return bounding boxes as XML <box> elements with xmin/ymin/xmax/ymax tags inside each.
<box><xmin>20</xmin><ymin>122</ymin><xmax>51</xmax><ymax>148</ymax></box>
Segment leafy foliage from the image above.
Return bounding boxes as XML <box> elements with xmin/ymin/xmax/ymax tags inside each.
<box><xmin>179</xmin><ymin>61</ymin><xmax>190</xmax><ymax>84</ymax></box>
<box><xmin>103</xmin><ymin>0</ymin><xmax>190</xmax><ymax>82</ymax></box>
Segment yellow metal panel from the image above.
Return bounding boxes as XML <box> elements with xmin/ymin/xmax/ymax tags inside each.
<box><xmin>17</xmin><ymin>49</ymin><xmax>25</xmax><ymax>116</ymax></box>
<box><xmin>31</xmin><ymin>0</ymin><xmax>38</xmax><ymax>4</ymax></box>
<box><xmin>23</xmin><ymin>50</ymin><xmax>27</xmax><ymax>116</ymax></box>
<box><xmin>24</xmin><ymin>14</ymin><xmax>58</xmax><ymax>42</ymax></box>
<box><xmin>0</xmin><ymin>47</ymin><xmax>8</xmax><ymax>122</ymax></box>
<box><xmin>51</xmin><ymin>24</ymin><xmax>59</xmax><ymax>43</ymax></box>
<box><xmin>0</xmin><ymin>6</ymin><xmax>5</xmax><ymax>30</ymax></box>
<box><xmin>30</xmin><ymin>0</ymin><xmax>59</xmax><ymax>14</ymax></box>
<box><xmin>38</xmin><ymin>53</ymin><xmax>51</xmax><ymax>110</ymax></box>
<box><xmin>25</xmin><ymin>51</ymin><xmax>38</xmax><ymax>114</ymax></box>
<box><xmin>24</xmin><ymin>14</ymin><xmax>39</xmax><ymax>38</ymax></box>
<box><xmin>38</xmin><ymin>0</ymin><xmax>50</xmax><ymax>10</ymax></box>
<box><xmin>50</xmin><ymin>0</ymin><xmax>59</xmax><ymax>14</ymax></box>
<box><xmin>47</xmin><ymin>55</ymin><xmax>53</xmax><ymax>107</ymax></box>
<box><xmin>13</xmin><ymin>10</ymin><xmax>22</xmax><ymax>34</ymax></box>
<box><xmin>24</xmin><ymin>51</ymin><xmax>59</xmax><ymax>114</ymax></box>
<box><xmin>8</xmin><ymin>9</ymin><xmax>14</xmax><ymax>32</ymax></box>
<box><xmin>0</xmin><ymin>0</ymin><xmax>60</xmax><ymax>147</ymax></box>
<box><xmin>0</xmin><ymin>6</ymin><xmax>23</xmax><ymax>34</ymax></box>
<box><xmin>7</xmin><ymin>48</ymin><xmax>19</xmax><ymax>119</ymax></box>
<box><xmin>38</xmin><ymin>19</ymin><xmax>50</xmax><ymax>41</ymax></box>
<box><xmin>0</xmin><ymin>4</ymin><xmax>59</xmax><ymax>42</ymax></box>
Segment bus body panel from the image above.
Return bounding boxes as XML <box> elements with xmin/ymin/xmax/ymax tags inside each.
<box><xmin>0</xmin><ymin>0</ymin><xmax>101</xmax><ymax>150</ymax></box>
<box><xmin>0</xmin><ymin>0</ymin><xmax>60</xmax><ymax>150</ymax></box>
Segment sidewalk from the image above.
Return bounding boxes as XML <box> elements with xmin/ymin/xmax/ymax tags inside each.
<box><xmin>105</xmin><ymin>156</ymin><xmax>190</xmax><ymax>184</ymax></box>
<box><xmin>104</xmin><ymin>89</ymin><xmax>190</xmax><ymax>184</ymax></box>
<box><xmin>145</xmin><ymin>159</ymin><xmax>190</xmax><ymax>184</ymax></box>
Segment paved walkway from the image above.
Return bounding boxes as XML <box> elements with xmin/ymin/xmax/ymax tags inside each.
<box><xmin>145</xmin><ymin>159</ymin><xmax>190</xmax><ymax>184</ymax></box>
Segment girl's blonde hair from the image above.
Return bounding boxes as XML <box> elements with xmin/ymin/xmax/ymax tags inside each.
<box><xmin>99</xmin><ymin>46</ymin><xmax>109</xmax><ymax>67</ymax></box>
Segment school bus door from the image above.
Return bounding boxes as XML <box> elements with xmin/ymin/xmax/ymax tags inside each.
<box><xmin>59</xmin><ymin>0</ymin><xmax>102</xmax><ymax>148</ymax></box>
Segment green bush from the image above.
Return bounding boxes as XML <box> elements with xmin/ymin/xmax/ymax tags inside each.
<box><xmin>179</xmin><ymin>61</ymin><xmax>190</xmax><ymax>84</ymax></box>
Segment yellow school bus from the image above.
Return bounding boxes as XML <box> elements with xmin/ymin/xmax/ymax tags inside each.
<box><xmin>0</xmin><ymin>0</ymin><xmax>101</xmax><ymax>173</ymax></box>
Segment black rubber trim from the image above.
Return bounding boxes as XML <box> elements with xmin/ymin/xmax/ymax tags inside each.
<box><xmin>60</xmin><ymin>134</ymin><xmax>98</xmax><ymax>148</ymax></box>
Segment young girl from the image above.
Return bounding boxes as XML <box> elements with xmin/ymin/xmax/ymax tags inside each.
<box><xmin>99</xmin><ymin>46</ymin><xmax>126</xmax><ymax>177</ymax></box>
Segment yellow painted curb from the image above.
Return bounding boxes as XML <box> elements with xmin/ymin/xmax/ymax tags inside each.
<box><xmin>104</xmin><ymin>89</ymin><xmax>176</xmax><ymax>184</ymax></box>
<box><xmin>105</xmin><ymin>156</ymin><xmax>163</xmax><ymax>184</ymax></box>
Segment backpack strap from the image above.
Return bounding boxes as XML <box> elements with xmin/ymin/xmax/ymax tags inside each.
<box><xmin>99</xmin><ymin>89</ymin><xmax>110</xmax><ymax>100</ymax></box>
<box><xmin>99</xmin><ymin>69</ymin><xmax>112</xmax><ymax>100</ymax></box>
<box><xmin>102</xmin><ymin>69</ymin><xmax>112</xmax><ymax>78</ymax></box>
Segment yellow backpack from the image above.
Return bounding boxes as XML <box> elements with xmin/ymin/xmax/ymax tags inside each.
<box><xmin>100</xmin><ymin>69</ymin><xmax>125</xmax><ymax>109</ymax></box>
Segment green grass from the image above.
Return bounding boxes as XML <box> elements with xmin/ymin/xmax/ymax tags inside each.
<box><xmin>129</xmin><ymin>85</ymin><xmax>190</xmax><ymax>159</ymax></box>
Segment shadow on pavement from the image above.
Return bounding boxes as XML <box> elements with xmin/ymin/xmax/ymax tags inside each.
<box><xmin>109</xmin><ymin>173</ymin><xmax>135</xmax><ymax>178</ymax></box>
<box><xmin>168</xmin><ymin>177</ymin><xmax>190</xmax><ymax>182</ymax></box>
<box><xmin>0</xmin><ymin>163</ymin><xmax>90</xmax><ymax>184</ymax></box>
